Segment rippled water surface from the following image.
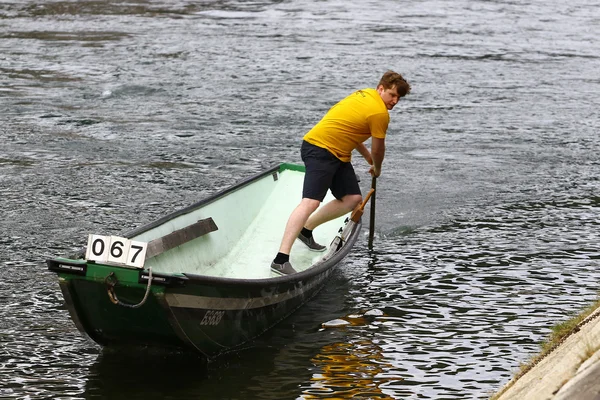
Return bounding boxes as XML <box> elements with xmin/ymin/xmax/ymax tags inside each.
<box><xmin>1</xmin><ymin>0</ymin><xmax>599</xmax><ymax>398</ymax></box>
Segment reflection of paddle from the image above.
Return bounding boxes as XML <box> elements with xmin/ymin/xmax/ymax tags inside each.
<box><xmin>368</xmin><ymin>177</ymin><xmax>376</xmax><ymax>248</ymax></box>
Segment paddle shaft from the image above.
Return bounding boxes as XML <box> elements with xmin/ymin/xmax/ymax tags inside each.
<box><xmin>368</xmin><ymin>177</ymin><xmax>376</xmax><ymax>248</ymax></box>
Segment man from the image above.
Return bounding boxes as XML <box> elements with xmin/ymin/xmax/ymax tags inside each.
<box><xmin>271</xmin><ymin>70</ymin><xmax>411</xmax><ymax>275</ymax></box>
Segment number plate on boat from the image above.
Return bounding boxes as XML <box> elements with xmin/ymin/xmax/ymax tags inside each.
<box><xmin>85</xmin><ymin>235</ymin><xmax>148</xmax><ymax>268</ymax></box>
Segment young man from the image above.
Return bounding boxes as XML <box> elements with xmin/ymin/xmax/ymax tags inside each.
<box><xmin>271</xmin><ymin>71</ymin><xmax>411</xmax><ymax>275</ymax></box>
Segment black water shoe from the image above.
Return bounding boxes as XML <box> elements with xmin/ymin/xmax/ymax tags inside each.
<box><xmin>271</xmin><ymin>261</ymin><xmax>297</xmax><ymax>275</ymax></box>
<box><xmin>298</xmin><ymin>233</ymin><xmax>326</xmax><ymax>252</ymax></box>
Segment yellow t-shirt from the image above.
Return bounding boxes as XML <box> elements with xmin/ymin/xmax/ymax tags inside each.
<box><xmin>303</xmin><ymin>88</ymin><xmax>389</xmax><ymax>162</ymax></box>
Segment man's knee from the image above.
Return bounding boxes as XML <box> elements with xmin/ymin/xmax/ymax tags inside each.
<box><xmin>344</xmin><ymin>194</ymin><xmax>362</xmax><ymax>210</ymax></box>
<box><xmin>300</xmin><ymin>198</ymin><xmax>321</xmax><ymax>213</ymax></box>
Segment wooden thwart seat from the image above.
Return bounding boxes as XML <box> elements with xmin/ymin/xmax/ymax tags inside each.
<box><xmin>145</xmin><ymin>217</ymin><xmax>218</xmax><ymax>259</ymax></box>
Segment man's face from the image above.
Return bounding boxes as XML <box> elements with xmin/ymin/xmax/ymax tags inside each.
<box><xmin>377</xmin><ymin>85</ymin><xmax>401</xmax><ymax>110</ymax></box>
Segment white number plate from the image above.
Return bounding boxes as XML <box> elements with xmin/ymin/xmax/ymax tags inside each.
<box><xmin>85</xmin><ymin>235</ymin><xmax>148</xmax><ymax>268</ymax></box>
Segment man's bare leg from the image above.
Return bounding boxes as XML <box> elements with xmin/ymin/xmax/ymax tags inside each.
<box><xmin>278</xmin><ymin>198</ymin><xmax>321</xmax><ymax>255</ymax></box>
<box><xmin>305</xmin><ymin>194</ymin><xmax>362</xmax><ymax>230</ymax></box>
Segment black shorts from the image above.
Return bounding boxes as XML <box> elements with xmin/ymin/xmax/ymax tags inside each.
<box><xmin>301</xmin><ymin>141</ymin><xmax>361</xmax><ymax>201</ymax></box>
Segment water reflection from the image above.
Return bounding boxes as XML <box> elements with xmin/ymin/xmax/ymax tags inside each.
<box><xmin>304</xmin><ymin>338</ymin><xmax>399</xmax><ymax>399</ymax></box>
<box><xmin>84</xmin><ymin>349</ymin><xmax>209</xmax><ymax>400</ymax></box>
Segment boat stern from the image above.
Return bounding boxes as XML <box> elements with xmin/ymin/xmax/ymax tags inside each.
<box><xmin>47</xmin><ymin>258</ymin><xmax>193</xmax><ymax>351</ymax></box>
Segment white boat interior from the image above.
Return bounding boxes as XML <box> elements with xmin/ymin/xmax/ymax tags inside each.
<box><xmin>133</xmin><ymin>167</ymin><xmax>351</xmax><ymax>279</ymax></box>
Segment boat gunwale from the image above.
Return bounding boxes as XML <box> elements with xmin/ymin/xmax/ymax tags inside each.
<box><xmin>52</xmin><ymin>162</ymin><xmax>359</xmax><ymax>286</ymax></box>
<box><xmin>49</xmin><ymin>218</ymin><xmax>360</xmax><ymax>289</ymax></box>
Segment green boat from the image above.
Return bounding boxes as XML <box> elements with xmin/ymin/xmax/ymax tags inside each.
<box><xmin>47</xmin><ymin>163</ymin><xmax>363</xmax><ymax>358</ymax></box>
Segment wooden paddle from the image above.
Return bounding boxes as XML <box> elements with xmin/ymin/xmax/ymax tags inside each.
<box><xmin>368</xmin><ymin>177</ymin><xmax>376</xmax><ymax>248</ymax></box>
<box><xmin>323</xmin><ymin>185</ymin><xmax>376</xmax><ymax>257</ymax></box>
<box><xmin>350</xmin><ymin>187</ymin><xmax>375</xmax><ymax>223</ymax></box>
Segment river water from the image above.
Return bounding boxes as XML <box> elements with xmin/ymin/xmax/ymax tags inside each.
<box><xmin>1</xmin><ymin>0</ymin><xmax>599</xmax><ymax>398</ymax></box>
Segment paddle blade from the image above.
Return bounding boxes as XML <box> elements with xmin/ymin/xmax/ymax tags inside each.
<box><xmin>350</xmin><ymin>188</ymin><xmax>375</xmax><ymax>223</ymax></box>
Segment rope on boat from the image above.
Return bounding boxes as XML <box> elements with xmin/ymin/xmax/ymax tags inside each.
<box><xmin>105</xmin><ymin>267</ymin><xmax>153</xmax><ymax>309</ymax></box>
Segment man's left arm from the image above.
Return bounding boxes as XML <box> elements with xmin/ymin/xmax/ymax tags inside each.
<box><xmin>370</xmin><ymin>137</ymin><xmax>385</xmax><ymax>177</ymax></box>
<box><xmin>366</xmin><ymin>112</ymin><xmax>389</xmax><ymax>177</ymax></box>
<box><xmin>355</xmin><ymin>142</ymin><xmax>373</xmax><ymax>165</ymax></box>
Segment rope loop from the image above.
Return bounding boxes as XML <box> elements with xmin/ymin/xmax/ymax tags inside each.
<box><xmin>104</xmin><ymin>268</ymin><xmax>153</xmax><ymax>309</ymax></box>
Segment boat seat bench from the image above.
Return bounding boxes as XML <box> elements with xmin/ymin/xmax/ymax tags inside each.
<box><xmin>145</xmin><ymin>217</ymin><xmax>218</xmax><ymax>260</ymax></box>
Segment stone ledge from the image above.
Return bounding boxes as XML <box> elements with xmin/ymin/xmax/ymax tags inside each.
<box><xmin>494</xmin><ymin>312</ymin><xmax>600</xmax><ymax>399</ymax></box>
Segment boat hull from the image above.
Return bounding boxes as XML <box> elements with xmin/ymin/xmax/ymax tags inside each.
<box><xmin>50</xmin><ymin>231</ymin><xmax>358</xmax><ymax>358</ymax></box>
<box><xmin>47</xmin><ymin>163</ymin><xmax>362</xmax><ymax>357</ymax></box>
